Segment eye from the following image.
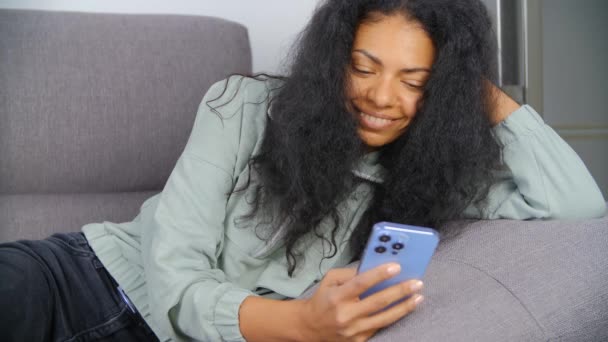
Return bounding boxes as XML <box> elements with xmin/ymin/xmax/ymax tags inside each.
<box><xmin>351</xmin><ymin>65</ymin><xmax>374</xmax><ymax>75</ymax></box>
<box><xmin>402</xmin><ymin>81</ymin><xmax>424</xmax><ymax>90</ymax></box>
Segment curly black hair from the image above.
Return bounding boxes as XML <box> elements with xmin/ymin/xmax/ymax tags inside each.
<box><xmin>224</xmin><ymin>0</ymin><xmax>502</xmax><ymax>276</ymax></box>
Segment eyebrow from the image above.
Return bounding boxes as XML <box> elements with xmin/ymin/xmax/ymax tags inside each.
<box><xmin>353</xmin><ymin>49</ymin><xmax>431</xmax><ymax>74</ymax></box>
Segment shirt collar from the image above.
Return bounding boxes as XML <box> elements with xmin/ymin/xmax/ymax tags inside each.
<box><xmin>351</xmin><ymin>151</ymin><xmax>386</xmax><ymax>183</ymax></box>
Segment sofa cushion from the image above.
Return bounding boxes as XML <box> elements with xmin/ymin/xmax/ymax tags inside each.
<box><xmin>0</xmin><ymin>192</ymin><xmax>156</xmax><ymax>242</ymax></box>
<box><xmin>0</xmin><ymin>9</ymin><xmax>252</xmax><ymax>194</ymax></box>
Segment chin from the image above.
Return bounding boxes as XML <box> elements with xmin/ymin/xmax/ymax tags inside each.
<box><xmin>358</xmin><ymin>130</ymin><xmax>392</xmax><ymax>149</ymax></box>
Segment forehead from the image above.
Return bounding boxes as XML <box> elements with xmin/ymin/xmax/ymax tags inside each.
<box><xmin>352</xmin><ymin>14</ymin><xmax>435</xmax><ymax>68</ymax></box>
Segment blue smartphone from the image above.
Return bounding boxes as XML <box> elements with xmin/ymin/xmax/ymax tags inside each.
<box><xmin>357</xmin><ymin>222</ymin><xmax>439</xmax><ymax>300</ymax></box>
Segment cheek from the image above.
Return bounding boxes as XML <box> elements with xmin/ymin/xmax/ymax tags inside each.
<box><xmin>398</xmin><ymin>93</ymin><xmax>423</xmax><ymax>118</ymax></box>
<box><xmin>347</xmin><ymin>77</ymin><xmax>366</xmax><ymax>100</ymax></box>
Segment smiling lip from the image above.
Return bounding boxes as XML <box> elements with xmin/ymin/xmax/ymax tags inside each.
<box><xmin>357</xmin><ymin>110</ymin><xmax>401</xmax><ymax>130</ymax></box>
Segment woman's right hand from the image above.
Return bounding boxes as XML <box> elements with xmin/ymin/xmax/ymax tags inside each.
<box><xmin>298</xmin><ymin>263</ymin><xmax>424</xmax><ymax>342</ymax></box>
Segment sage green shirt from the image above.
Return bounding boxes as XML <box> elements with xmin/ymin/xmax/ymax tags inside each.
<box><xmin>82</xmin><ymin>77</ymin><xmax>606</xmax><ymax>342</ymax></box>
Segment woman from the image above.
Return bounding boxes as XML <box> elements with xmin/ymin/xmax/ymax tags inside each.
<box><xmin>1</xmin><ymin>0</ymin><xmax>605</xmax><ymax>341</ymax></box>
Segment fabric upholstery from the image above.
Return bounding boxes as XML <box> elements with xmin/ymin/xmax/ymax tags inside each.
<box><xmin>0</xmin><ymin>192</ymin><xmax>157</xmax><ymax>242</ymax></box>
<box><xmin>0</xmin><ymin>9</ymin><xmax>252</xmax><ymax>194</ymax></box>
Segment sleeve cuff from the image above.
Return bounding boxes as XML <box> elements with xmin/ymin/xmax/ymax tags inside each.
<box><xmin>214</xmin><ymin>288</ymin><xmax>258</xmax><ymax>342</ymax></box>
<box><xmin>493</xmin><ymin>105</ymin><xmax>545</xmax><ymax>146</ymax></box>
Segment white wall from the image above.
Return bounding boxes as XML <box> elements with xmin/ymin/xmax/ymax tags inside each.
<box><xmin>0</xmin><ymin>0</ymin><xmax>322</xmax><ymax>74</ymax></box>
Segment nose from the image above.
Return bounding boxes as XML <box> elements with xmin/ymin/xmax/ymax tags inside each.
<box><xmin>367</xmin><ymin>77</ymin><xmax>395</xmax><ymax>108</ymax></box>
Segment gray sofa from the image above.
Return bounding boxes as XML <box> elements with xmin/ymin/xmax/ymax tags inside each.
<box><xmin>1</xmin><ymin>9</ymin><xmax>607</xmax><ymax>342</ymax></box>
<box><xmin>0</xmin><ymin>9</ymin><xmax>251</xmax><ymax>241</ymax></box>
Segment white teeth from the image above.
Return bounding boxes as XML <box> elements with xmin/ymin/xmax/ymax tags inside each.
<box><xmin>360</xmin><ymin>112</ymin><xmax>392</xmax><ymax>124</ymax></box>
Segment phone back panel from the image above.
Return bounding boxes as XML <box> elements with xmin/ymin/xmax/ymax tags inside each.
<box><xmin>358</xmin><ymin>222</ymin><xmax>439</xmax><ymax>299</ymax></box>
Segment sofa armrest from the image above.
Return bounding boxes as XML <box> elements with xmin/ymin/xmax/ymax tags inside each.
<box><xmin>298</xmin><ymin>216</ymin><xmax>608</xmax><ymax>341</ymax></box>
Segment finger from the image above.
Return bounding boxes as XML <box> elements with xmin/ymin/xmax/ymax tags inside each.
<box><xmin>358</xmin><ymin>328</ymin><xmax>379</xmax><ymax>342</ymax></box>
<box><xmin>353</xmin><ymin>279</ymin><xmax>423</xmax><ymax>317</ymax></box>
<box><xmin>337</xmin><ymin>263</ymin><xmax>401</xmax><ymax>300</ymax></box>
<box><xmin>353</xmin><ymin>294</ymin><xmax>424</xmax><ymax>334</ymax></box>
<box><xmin>322</xmin><ymin>267</ymin><xmax>358</xmax><ymax>287</ymax></box>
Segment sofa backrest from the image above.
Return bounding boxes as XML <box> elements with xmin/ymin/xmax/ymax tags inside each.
<box><xmin>0</xmin><ymin>9</ymin><xmax>252</xmax><ymax>194</ymax></box>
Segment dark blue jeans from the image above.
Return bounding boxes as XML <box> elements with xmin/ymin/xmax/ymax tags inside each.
<box><xmin>0</xmin><ymin>232</ymin><xmax>159</xmax><ymax>341</ymax></box>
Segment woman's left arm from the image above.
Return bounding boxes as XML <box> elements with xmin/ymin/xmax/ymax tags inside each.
<box><xmin>470</xmin><ymin>85</ymin><xmax>607</xmax><ymax>220</ymax></box>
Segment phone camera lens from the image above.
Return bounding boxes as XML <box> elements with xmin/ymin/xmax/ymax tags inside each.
<box><xmin>375</xmin><ymin>246</ymin><xmax>386</xmax><ymax>253</ymax></box>
<box><xmin>393</xmin><ymin>243</ymin><xmax>404</xmax><ymax>250</ymax></box>
<box><xmin>379</xmin><ymin>235</ymin><xmax>391</xmax><ymax>242</ymax></box>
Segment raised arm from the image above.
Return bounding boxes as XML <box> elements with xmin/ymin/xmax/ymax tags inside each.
<box><xmin>471</xmin><ymin>85</ymin><xmax>606</xmax><ymax>219</ymax></box>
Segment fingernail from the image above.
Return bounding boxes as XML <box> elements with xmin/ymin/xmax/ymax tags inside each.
<box><xmin>414</xmin><ymin>295</ymin><xmax>424</xmax><ymax>305</ymax></box>
<box><xmin>411</xmin><ymin>280</ymin><xmax>423</xmax><ymax>291</ymax></box>
<box><xmin>387</xmin><ymin>264</ymin><xmax>401</xmax><ymax>275</ymax></box>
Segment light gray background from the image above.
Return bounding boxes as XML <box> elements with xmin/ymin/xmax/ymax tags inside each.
<box><xmin>541</xmin><ymin>0</ymin><xmax>607</xmax><ymax>199</ymax></box>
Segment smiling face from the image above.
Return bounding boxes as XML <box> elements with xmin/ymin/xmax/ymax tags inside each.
<box><xmin>347</xmin><ymin>13</ymin><xmax>436</xmax><ymax>149</ymax></box>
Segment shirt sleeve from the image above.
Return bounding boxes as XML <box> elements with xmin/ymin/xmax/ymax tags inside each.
<box><xmin>140</xmin><ymin>78</ymin><xmax>263</xmax><ymax>342</ymax></box>
<box><xmin>466</xmin><ymin>105</ymin><xmax>606</xmax><ymax>220</ymax></box>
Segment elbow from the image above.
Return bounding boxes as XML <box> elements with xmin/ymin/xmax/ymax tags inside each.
<box><xmin>553</xmin><ymin>190</ymin><xmax>607</xmax><ymax>220</ymax></box>
<box><xmin>579</xmin><ymin>187</ymin><xmax>607</xmax><ymax>219</ymax></box>
<box><xmin>585</xmin><ymin>198</ymin><xmax>607</xmax><ymax>219</ymax></box>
